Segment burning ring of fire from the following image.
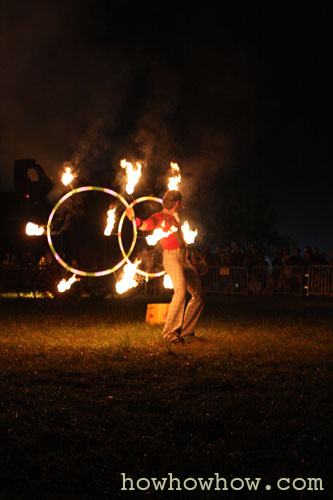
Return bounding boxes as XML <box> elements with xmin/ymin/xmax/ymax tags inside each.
<box><xmin>46</xmin><ymin>186</ymin><xmax>137</xmax><ymax>277</ymax></box>
<box><xmin>118</xmin><ymin>196</ymin><xmax>166</xmax><ymax>279</ymax></box>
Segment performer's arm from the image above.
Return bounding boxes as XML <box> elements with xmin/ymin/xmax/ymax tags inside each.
<box><xmin>125</xmin><ymin>207</ymin><xmax>159</xmax><ymax>231</ymax></box>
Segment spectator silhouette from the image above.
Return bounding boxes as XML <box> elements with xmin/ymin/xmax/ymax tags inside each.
<box><xmin>303</xmin><ymin>246</ymin><xmax>314</xmax><ymax>273</ymax></box>
<box><xmin>313</xmin><ymin>247</ymin><xmax>326</xmax><ymax>264</ymax></box>
<box><xmin>223</xmin><ymin>244</ymin><xmax>233</xmax><ymax>266</ymax></box>
<box><xmin>190</xmin><ymin>249</ymin><xmax>208</xmax><ymax>276</ymax></box>
<box><xmin>272</xmin><ymin>249</ymin><xmax>283</xmax><ymax>266</ymax></box>
<box><xmin>214</xmin><ymin>245</ymin><xmax>224</xmax><ymax>266</ymax></box>
<box><xmin>231</xmin><ymin>243</ymin><xmax>245</xmax><ymax>267</ymax></box>
<box><xmin>202</xmin><ymin>246</ymin><xmax>215</xmax><ymax>266</ymax></box>
<box><xmin>329</xmin><ymin>251</ymin><xmax>333</xmax><ymax>265</ymax></box>
<box><xmin>2</xmin><ymin>252</ymin><xmax>11</xmax><ymax>265</ymax></box>
<box><xmin>245</xmin><ymin>247</ymin><xmax>261</xmax><ymax>272</ymax></box>
<box><xmin>288</xmin><ymin>248</ymin><xmax>303</xmax><ymax>267</ymax></box>
<box><xmin>287</xmin><ymin>248</ymin><xmax>303</xmax><ymax>293</ymax></box>
<box><xmin>281</xmin><ymin>248</ymin><xmax>291</xmax><ymax>265</ymax></box>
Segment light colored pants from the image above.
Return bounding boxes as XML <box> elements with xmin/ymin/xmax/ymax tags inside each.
<box><xmin>162</xmin><ymin>248</ymin><xmax>204</xmax><ymax>340</ymax></box>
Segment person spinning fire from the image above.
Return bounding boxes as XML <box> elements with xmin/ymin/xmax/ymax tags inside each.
<box><xmin>126</xmin><ymin>190</ymin><xmax>204</xmax><ymax>344</ymax></box>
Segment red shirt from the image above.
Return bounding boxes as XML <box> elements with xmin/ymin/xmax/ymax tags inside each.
<box><xmin>143</xmin><ymin>211</ymin><xmax>186</xmax><ymax>250</ymax></box>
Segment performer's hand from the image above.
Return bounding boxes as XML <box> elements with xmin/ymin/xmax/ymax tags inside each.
<box><xmin>126</xmin><ymin>207</ymin><xmax>135</xmax><ymax>221</ymax></box>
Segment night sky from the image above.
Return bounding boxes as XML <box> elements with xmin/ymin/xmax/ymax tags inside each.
<box><xmin>1</xmin><ymin>2</ymin><xmax>332</xmax><ymax>255</ymax></box>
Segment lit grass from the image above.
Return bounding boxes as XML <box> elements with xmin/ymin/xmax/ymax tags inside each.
<box><xmin>0</xmin><ymin>295</ymin><xmax>332</xmax><ymax>499</ymax></box>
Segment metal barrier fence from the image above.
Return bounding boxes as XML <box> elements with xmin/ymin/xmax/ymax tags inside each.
<box><xmin>201</xmin><ymin>266</ymin><xmax>248</xmax><ymax>294</ymax></box>
<box><xmin>202</xmin><ymin>265</ymin><xmax>333</xmax><ymax>296</ymax></box>
<box><xmin>141</xmin><ymin>265</ymin><xmax>333</xmax><ymax>297</ymax></box>
<box><xmin>201</xmin><ymin>265</ymin><xmax>304</xmax><ymax>295</ymax></box>
<box><xmin>251</xmin><ymin>265</ymin><xmax>304</xmax><ymax>295</ymax></box>
<box><xmin>2</xmin><ymin>264</ymin><xmax>332</xmax><ymax>298</ymax></box>
<box><xmin>307</xmin><ymin>265</ymin><xmax>333</xmax><ymax>296</ymax></box>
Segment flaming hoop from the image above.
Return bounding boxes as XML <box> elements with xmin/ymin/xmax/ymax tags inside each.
<box><xmin>118</xmin><ymin>196</ymin><xmax>166</xmax><ymax>279</ymax></box>
<box><xmin>46</xmin><ymin>186</ymin><xmax>137</xmax><ymax>277</ymax></box>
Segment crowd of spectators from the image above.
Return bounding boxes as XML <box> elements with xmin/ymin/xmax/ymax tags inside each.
<box><xmin>189</xmin><ymin>243</ymin><xmax>333</xmax><ymax>276</ymax></box>
<box><xmin>2</xmin><ymin>243</ymin><xmax>333</xmax><ymax>272</ymax></box>
<box><xmin>2</xmin><ymin>242</ymin><xmax>333</xmax><ymax>296</ymax></box>
<box><xmin>188</xmin><ymin>243</ymin><xmax>333</xmax><ymax>294</ymax></box>
<box><xmin>1</xmin><ymin>249</ymin><xmax>54</xmax><ymax>268</ymax></box>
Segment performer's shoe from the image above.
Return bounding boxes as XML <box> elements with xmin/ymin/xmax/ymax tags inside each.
<box><xmin>181</xmin><ymin>333</ymin><xmax>206</xmax><ymax>342</ymax></box>
<box><xmin>163</xmin><ymin>333</ymin><xmax>184</xmax><ymax>344</ymax></box>
<box><xmin>170</xmin><ymin>336</ymin><xmax>184</xmax><ymax>344</ymax></box>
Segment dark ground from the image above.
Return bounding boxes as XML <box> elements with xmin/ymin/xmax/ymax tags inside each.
<box><xmin>0</xmin><ymin>295</ymin><xmax>332</xmax><ymax>499</ymax></box>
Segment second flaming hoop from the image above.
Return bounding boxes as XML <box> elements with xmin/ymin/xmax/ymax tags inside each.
<box><xmin>118</xmin><ymin>196</ymin><xmax>166</xmax><ymax>279</ymax></box>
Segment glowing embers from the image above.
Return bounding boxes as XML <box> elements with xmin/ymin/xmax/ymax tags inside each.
<box><xmin>26</xmin><ymin>222</ymin><xmax>45</xmax><ymax>236</ymax></box>
<box><xmin>120</xmin><ymin>159</ymin><xmax>142</xmax><ymax>195</ymax></box>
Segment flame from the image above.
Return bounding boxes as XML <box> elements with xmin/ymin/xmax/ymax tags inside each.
<box><xmin>104</xmin><ymin>207</ymin><xmax>116</xmax><ymax>236</ymax></box>
<box><xmin>57</xmin><ymin>274</ymin><xmax>77</xmax><ymax>293</ymax></box>
<box><xmin>163</xmin><ymin>274</ymin><xmax>173</xmax><ymax>289</ymax></box>
<box><xmin>26</xmin><ymin>222</ymin><xmax>45</xmax><ymax>236</ymax></box>
<box><xmin>181</xmin><ymin>221</ymin><xmax>197</xmax><ymax>244</ymax></box>
<box><xmin>120</xmin><ymin>159</ymin><xmax>142</xmax><ymax>195</ymax></box>
<box><xmin>146</xmin><ymin>220</ymin><xmax>178</xmax><ymax>246</ymax></box>
<box><xmin>116</xmin><ymin>260</ymin><xmax>141</xmax><ymax>294</ymax></box>
<box><xmin>62</xmin><ymin>165</ymin><xmax>74</xmax><ymax>186</ymax></box>
<box><xmin>168</xmin><ymin>162</ymin><xmax>181</xmax><ymax>191</ymax></box>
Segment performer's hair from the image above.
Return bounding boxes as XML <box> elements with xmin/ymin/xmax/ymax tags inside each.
<box><xmin>163</xmin><ymin>190</ymin><xmax>182</xmax><ymax>209</ymax></box>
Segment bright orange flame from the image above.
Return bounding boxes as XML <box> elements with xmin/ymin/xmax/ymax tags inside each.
<box><xmin>146</xmin><ymin>220</ymin><xmax>178</xmax><ymax>246</ymax></box>
<box><xmin>181</xmin><ymin>221</ymin><xmax>197</xmax><ymax>244</ymax></box>
<box><xmin>57</xmin><ymin>274</ymin><xmax>77</xmax><ymax>293</ymax></box>
<box><xmin>168</xmin><ymin>162</ymin><xmax>181</xmax><ymax>190</ymax></box>
<box><xmin>26</xmin><ymin>222</ymin><xmax>45</xmax><ymax>236</ymax></box>
<box><xmin>116</xmin><ymin>260</ymin><xmax>141</xmax><ymax>294</ymax></box>
<box><xmin>120</xmin><ymin>159</ymin><xmax>142</xmax><ymax>194</ymax></box>
<box><xmin>62</xmin><ymin>165</ymin><xmax>74</xmax><ymax>186</ymax></box>
<box><xmin>163</xmin><ymin>274</ymin><xmax>173</xmax><ymax>289</ymax></box>
<box><xmin>104</xmin><ymin>207</ymin><xmax>116</xmax><ymax>236</ymax></box>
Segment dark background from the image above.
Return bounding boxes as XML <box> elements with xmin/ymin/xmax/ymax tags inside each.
<box><xmin>1</xmin><ymin>2</ymin><xmax>332</xmax><ymax>255</ymax></box>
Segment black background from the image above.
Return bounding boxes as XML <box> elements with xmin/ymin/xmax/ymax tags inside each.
<box><xmin>1</xmin><ymin>2</ymin><xmax>332</xmax><ymax>254</ymax></box>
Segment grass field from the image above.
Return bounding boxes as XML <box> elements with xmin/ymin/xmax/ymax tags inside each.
<box><xmin>0</xmin><ymin>295</ymin><xmax>332</xmax><ymax>499</ymax></box>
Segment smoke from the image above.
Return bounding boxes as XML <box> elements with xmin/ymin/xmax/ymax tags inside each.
<box><xmin>1</xmin><ymin>1</ymin><xmax>260</xmax><ymax>228</ymax></box>
<box><xmin>0</xmin><ymin>0</ymin><xmax>134</xmax><ymax>193</ymax></box>
<box><xmin>1</xmin><ymin>3</ymin><xmax>332</xmax><ymax>254</ymax></box>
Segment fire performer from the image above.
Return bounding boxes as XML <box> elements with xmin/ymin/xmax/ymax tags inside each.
<box><xmin>126</xmin><ymin>190</ymin><xmax>204</xmax><ymax>343</ymax></box>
